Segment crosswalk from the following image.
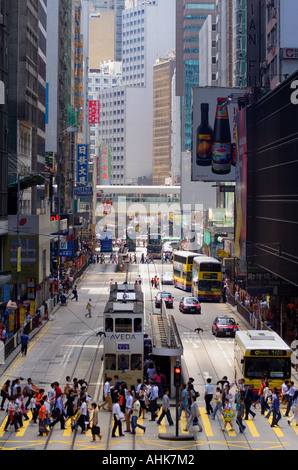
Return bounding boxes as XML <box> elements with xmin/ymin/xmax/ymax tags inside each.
<box><xmin>0</xmin><ymin>407</ymin><xmax>297</xmax><ymax>440</ymax></box>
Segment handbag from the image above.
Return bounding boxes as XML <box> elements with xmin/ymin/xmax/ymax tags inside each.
<box><xmin>91</xmin><ymin>425</ymin><xmax>100</xmax><ymax>435</ymax></box>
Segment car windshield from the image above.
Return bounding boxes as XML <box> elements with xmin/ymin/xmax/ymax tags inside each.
<box><xmin>160</xmin><ymin>293</ymin><xmax>171</xmax><ymax>298</ymax></box>
<box><xmin>217</xmin><ymin>317</ymin><xmax>236</xmax><ymax>325</ymax></box>
<box><xmin>185</xmin><ymin>298</ymin><xmax>198</xmax><ymax>304</ymax></box>
<box><xmin>163</xmin><ymin>272</ymin><xmax>172</xmax><ymax>277</ymax></box>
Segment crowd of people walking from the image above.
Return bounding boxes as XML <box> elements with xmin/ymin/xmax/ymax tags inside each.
<box><xmin>1</xmin><ymin>372</ymin><xmax>297</xmax><ymax>438</ymax></box>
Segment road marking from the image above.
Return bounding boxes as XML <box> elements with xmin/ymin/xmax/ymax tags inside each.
<box><xmin>199</xmin><ymin>407</ymin><xmax>214</xmax><ymax>436</ymax></box>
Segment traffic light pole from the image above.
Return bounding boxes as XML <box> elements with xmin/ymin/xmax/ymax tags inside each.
<box><xmin>158</xmin><ymin>360</ymin><xmax>194</xmax><ymax>442</ymax></box>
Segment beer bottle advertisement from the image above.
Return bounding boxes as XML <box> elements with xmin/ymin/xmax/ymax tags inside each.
<box><xmin>191</xmin><ymin>87</ymin><xmax>247</xmax><ymax>182</ymax></box>
<box><xmin>196</xmin><ymin>103</ymin><xmax>212</xmax><ymax>166</ymax></box>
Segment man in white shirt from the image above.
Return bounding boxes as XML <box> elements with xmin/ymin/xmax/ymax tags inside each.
<box><xmin>124</xmin><ymin>390</ymin><xmax>133</xmax><ymax>432</ymax></box>
<box><xmin>112</xmin><ymin>398</ymin><xmax>124</xmax><ymax>437</ymax></box>
<box><xmin>204</xmin><ymin>378</ymin><xmax>214</xmax><ymax>415</ymax></box>
<box><xmin>149</xmin><ymin>382</ymin><xmax>159</xmax><ymax>421</ymax></box>
<box><xmin>100</xmin><ymin>378</ymin><xmax>113</xmax><ymax>411</ymax></box>
<box><xmin>285</xmin><ymin>382</ymin><xmax>296</xmax><ymax>417</ymax></box>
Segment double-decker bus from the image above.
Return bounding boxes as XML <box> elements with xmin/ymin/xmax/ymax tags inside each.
<box><xmin>192</xmin><ymin>256</ymin><xmax>222</xmax><ymax>301</ymax></box>
<box><xmin>173</xmin><ymin>251</ymin><xmax>200</xmax><ymax>291</ymax></box>
<box><xmin>234</xmin><ymin>330</ymin><xmax>292</xmax><ymax>392</ymax></box>
<box><xmin>103</xmin><ymin>283</ymin><xmax>144</xmax><ymax>385</ymax></box>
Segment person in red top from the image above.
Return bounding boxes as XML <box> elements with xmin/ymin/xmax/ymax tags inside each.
<box><xmin>53</xmin><ymin>382</ymin><xmax>62</xmax><ymax>400</ymax></box>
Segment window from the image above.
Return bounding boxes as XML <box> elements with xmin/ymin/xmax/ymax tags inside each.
<box><xmin>115</xmin><ymin>318</ymin><xmax>132</xmax><ymax>332</ymax></box>
<box><xmin>105</xmin><ymin>354</ymin><xmax>116</xmax><ymax>370</ymax></box>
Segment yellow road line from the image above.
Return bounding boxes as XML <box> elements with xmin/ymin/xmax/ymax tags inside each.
<box><xmin>199</xmin><ymin>407</ymin><xmax>214</xmax><ymax>436</ymax></box>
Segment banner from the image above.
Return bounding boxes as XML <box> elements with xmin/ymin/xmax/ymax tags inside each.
<box><xmin>89</xmin><ymin>100</ymin><xmax>100</xmax><ymax>124</ymax></box>
<box><xmin>77</xmin><ymin>145</ymin><xmax>89</xmax><ymax>186</ymax></box>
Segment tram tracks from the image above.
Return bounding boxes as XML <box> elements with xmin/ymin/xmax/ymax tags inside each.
<box><xmin>42</xmin><ymin>315</ymin><xmax>104</xmax><ymax>450</ymax></box>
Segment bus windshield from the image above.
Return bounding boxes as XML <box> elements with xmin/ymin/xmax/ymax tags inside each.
<box><xmin>244</xmin><ymin>356</ymin><xmax>291</xmax><ymax>380</ymax></box>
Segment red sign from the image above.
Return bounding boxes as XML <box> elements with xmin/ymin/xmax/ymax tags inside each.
<box><xmin>89</xmin><ymin>100</ymin><xmax>100</xmax><ymax>124</ymax></box>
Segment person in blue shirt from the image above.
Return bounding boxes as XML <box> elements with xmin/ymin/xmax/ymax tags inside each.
<box><xmin>20</xmin><ymin>333</ymin><xmax>30</xmax><ymax>356</ymax></box>
<box><xmin>271</xmin><ymin>388</ymin><xmax>281</xmax><ymax>427</ymax></box>
<box><xmin>178</xmin><ymin>383</ymin><xmax>191</xmax><ymax>420</ymax></box>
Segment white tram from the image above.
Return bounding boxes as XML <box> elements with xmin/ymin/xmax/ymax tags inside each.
<box><xmin>103</xmin><ymin>283</ymin><xmax>144</xmax><ymax>386</ymax></box>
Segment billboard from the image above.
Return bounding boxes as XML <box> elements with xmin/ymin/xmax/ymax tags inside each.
<box><xmin>98</xmin><ymin>144</ymin><xmax>112</xmax><ymax>185</ymax></box>
<box><xmin>191</xmin><ymin>87</ymin><xmax>247</xmax><ymax>182</ymax></box>
<box><xmin>234</xmin><ymin>107</ymin><xmax>247</xmax><ymax>263</ymax></box>
<box><xmin>77</xmin><ymin>145</ymin><xmax>89</xmax><ymax>186</ymax></box>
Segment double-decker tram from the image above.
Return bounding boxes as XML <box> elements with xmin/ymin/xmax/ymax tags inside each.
<box><xmin>192</xmin><ymin>256</ymin><xmax>222</xmax><ymax>301</ymax></box>
<box><xmin>173</xmin><ymin>251</ymin><xmax>200</xmax><ymax>291</ymax></box>
<box><xmin>234</xmin><ymin>330</ymin><xmax>292</xmax><ymax>392</ymax></box>
<box><xmin>103</xmin><ymin>283</ymin><xmax>144</xmax><ymax>385</ymax></box>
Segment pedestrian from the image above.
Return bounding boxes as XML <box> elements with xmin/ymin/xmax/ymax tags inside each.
<box><xmin>76</xmin><ymin>396</ymin><xmax>89</xmax><ymax>434</ymax></box>
<box><xmin>148</xmin><ymin>381</ymin><xmax>159</xmax><ymax>421</ymax></box>
<box><xmin>4</xmin><ymin>396</ymin><xmax>19</xmax><ymax>432</ymax></box>
<box><xmin>90</xmin><ymin>403</ymin><xmax>102</xmax><ymax>441</ymax></box>
<box><xmin>71</xmin><ymin>285</ymin><xmax>78</xmax><ymax>301</ymax></box>
<box><xmin>271</xmin><ymin>389</ymin><xmax>281</xmax><ymax>428</ymax></box>
<box><xmin>178</xmin><ymin>383</ymin><xmax>190</xmax><ymax>420</ymax></box>
<box><xmin>0</xmin><ymin>380</ymin><xmax>10</xmax><ymax>411</ymax></box>
<box><xmin>38</xmin><ymin>399</ymin><xmax>49</xmax><ymax>436</ymax></box>
<box><xmin>49</xmin><ymin>393</ymin><xmax>65</xmax><ymax>430</ymax></box>
<box><xmin>100</xmin><ymin>377</ymin><xmax>113</xmax><ymax>411</ymax></box>
<box><xmin>138</xmin><ymin>385</ymin><xmax>147</xmax><ymax>419</ymax></box>
<box><xmin>211</xmin><ymin>387</ymin><xmax>222</xmax><ymax>419</ymax></box>
<box><xmin>156</xmin><ymin>388</ymin><xmax>174</xmax><ymax>426</ymax></box>
<box><xmin>65</xmin><ymin>389</ymin><xmax>76</xmax><ymax>426</ymax></box>
<box><xmin>124</xmin><ymin>389</ymin><xmax>133</xmax><ymax>432</ymax></box>
<box><xmin>263</xmin><ymin>381</ymin><xmax>272</xmax><ymax>415</ymax></box>
<box><xmin>288</xmin><ymin>390</ymin><xmax>298</xmax><ymax>426</ymax></box>
<box><xmin>285</xmin><ymin>381</ymin><xmax>296</xmax><ymax>417</ymax></box>
<box><xmin>204</xmin><ymin>378</ymin><xmax>214</xmax><ymax>415</ymax></box>
<box><xmin>85</xmin><ymin>298</ymin><xmax>95</xmax><ymax>318</ymax></box>
<box><xmin>244</xmin><ymin>384</ymin><xmax>256</xmax><ymax>420</ymax></box>
<box><xmin>184</xmin><ymin>395</ymin><xmax>203</xmax><ymax>432</ymax></box>
<box><xmin>281</xmin><ymin>380</ymin><xmax>289</xmax><ymax>405</ymax></box>
<box><xmin>221</xmin><ymin>398</ymin><xmax>235</xmax><ymax>432</ymax></box>
<box><xmin>130</xmin><ymin>395</ymin><xmax>146</xmax><ymax>434</ymax></box>
<box><xmin>111</xmin><ymin>398</ymin><xmax>124</xmax><ymax>437</ymax></box>
<box><xmin>236</xmin><ymin>396</ymin><xmax>246</xmax><ymax>433</ymax></box>
<box><xmin>20</xmin><ymin>332</ymin><xmax>30</xmax><ymax>356</ymax></box>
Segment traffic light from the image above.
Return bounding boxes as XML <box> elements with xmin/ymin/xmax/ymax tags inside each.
<box><xmin>174</xmin><ymin>361</ymin><xmax>182</xmax><ymax>387</ymax></box>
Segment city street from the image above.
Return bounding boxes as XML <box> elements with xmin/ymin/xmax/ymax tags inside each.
<box><xmin>0</xmin><ymin>255</ymin><xmax>297</xmax><ymax>451</ymax></box>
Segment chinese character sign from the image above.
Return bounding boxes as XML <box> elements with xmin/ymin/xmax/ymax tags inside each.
<box><xmin>77</xmin><ymin>145</ymin><xmax>88</xmax><ymax>186</ymax></box>
<box><xmin>99</xmin><ymin>144</ymin><xmax>111</xmax><ymax>185</ymax></box>
<box><xmin>89</xmin><ymin>100</ymin><xmax>100</xmax><ymax>124</ymax></box>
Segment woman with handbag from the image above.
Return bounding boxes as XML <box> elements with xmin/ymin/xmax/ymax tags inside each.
<box><xmin>90</xmin><ymin>403</ymin><xmax>102</xmax><ymax>441</ymax></box>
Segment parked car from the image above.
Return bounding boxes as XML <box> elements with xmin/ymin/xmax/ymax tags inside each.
<box><xmin>155</xmin><ymin>291</ymin><xmax>174</xmax><ymax>308</ymax></box>
<box><xmin>212</xmin><ymin>315</ymin><xmax>238</xmax><ymax>337</ymax></box>
<box><xmin>179</xmin><ymin>297</ymin><xmax>201</xmax><ymax>314</ymax></box>
<box><xmin>161</xmin><ymin>271</ymin><xmax>174</xmax><ymax>285</ymax></box>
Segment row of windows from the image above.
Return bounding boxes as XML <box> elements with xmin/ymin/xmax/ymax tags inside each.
<box><xmin>105</xmin><ymin>317</ymin><xmax>142</xmax><ymax>333</ymax></box>
<box><xmin>105</xmin><ymin>353</ymin><xmax>142</xmax><ymax>371</ymax></box>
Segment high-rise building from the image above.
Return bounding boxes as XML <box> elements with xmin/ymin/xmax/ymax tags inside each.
<box><xmin>0</xmin><ymin>0</ymin><xmax>9</xmax><ymax>289</ymax></box>
<box><xmin>89</xmin><ymin>0</ymin><xmax>125</xmax><ymax>61</ymax></box>
<box><xmin>46</xmin><ymin>0</ymin><xmax>77</xmax><ymax>216</ymax></box>
<box><xmin>7</xmin><ymin>0</ymin><xmax>48</xmax><ymax>214</ymax></box>
<box><xmin>152</xmin><ymin>57</ymin><xmax>176</xmax><ymax>185</ymax></box>
<box><xmin>176</xmin><ymin>0</ymin><xmax>216</xmax><ymax>151</ymax></box>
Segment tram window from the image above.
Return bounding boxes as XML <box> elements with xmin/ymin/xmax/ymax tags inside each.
<box><xmin>105</xmin><ymin>354</ymin><xmax>116</xmax><ymax>370</ymax></box>
<box><xmin>134</xmin><ymin>318</ymin><xmax>142</xmax><ymax>332</ymax></box>
<box><xmin>118</xmin><ymin>354</ymin><xmax>129</xmax><ymax>370</ymax></box>
<box><xmin>105</xmin><ymin>318</ymin><xmax>113</xmax><ymax>332</ymax></box>
<box><xmin>131</xmin><ymin>354</ymin><xmax>142</xmax><ymax>370</ymax></box>
<box><xmin>115</xmin><ymin>318</ymin><xmax>132</xmax><ymax>332</ymax></box>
